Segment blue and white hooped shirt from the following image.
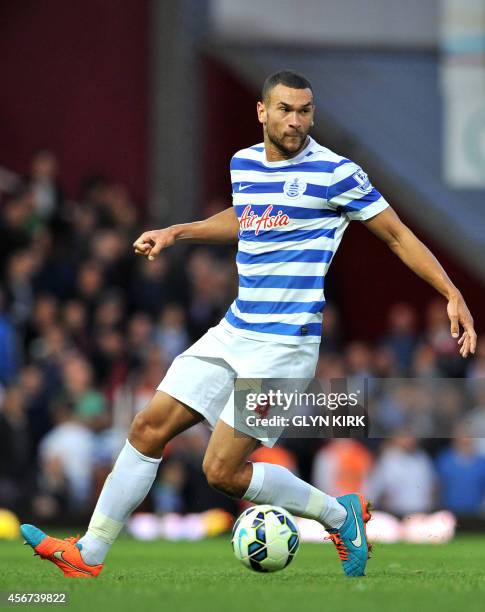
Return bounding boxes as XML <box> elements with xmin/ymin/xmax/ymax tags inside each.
<box><xmin>220</xmin><ymin>137</ymin><xmax>389</xmax><ymax>344</ymax></box>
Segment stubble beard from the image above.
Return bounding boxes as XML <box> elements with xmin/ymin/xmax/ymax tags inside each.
<box><xmin>266</xmin><ymin>124</ymin><xmax>309</xmax><ymax>159</ymax></box>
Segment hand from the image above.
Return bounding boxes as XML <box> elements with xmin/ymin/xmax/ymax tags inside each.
<box><xmin>132</xmin><ymin>227</ymin><xmax>177</xmax><ymax>260</ymax></box>
<box><xmin>447</xmin><ymin>292</ymin><xmax>477</xmax><ymax>358</ymax></box>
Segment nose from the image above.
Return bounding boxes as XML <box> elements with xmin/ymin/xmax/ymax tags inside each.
<box><xmin>288</xmin><ymin>112</ymin><xmax>302</xmax><ymax>129</ymax></box>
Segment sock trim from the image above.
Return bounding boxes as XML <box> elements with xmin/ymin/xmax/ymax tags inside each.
<box><xmin>243</xmin><ymin>462</ymin><xmax>265</xmax><ymax>501</ymax></box>
<box><xmin>126</xmin><ymin>439</ymin><xmax>162</xmax><ymax>464</ymax></box>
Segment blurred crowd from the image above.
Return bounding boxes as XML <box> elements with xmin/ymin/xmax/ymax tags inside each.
<box><xmin>1</xmin><ymin>150</ymin><xmax>485</xmax><ymax>525</ymax></box>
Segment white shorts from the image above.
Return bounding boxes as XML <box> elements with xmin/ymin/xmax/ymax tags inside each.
<box><xmin>157</xmin><ymin>323</ymin><xmax>319</xmax><ymax>447</ymax></box>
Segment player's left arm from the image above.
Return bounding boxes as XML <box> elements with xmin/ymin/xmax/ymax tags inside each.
<box><xmin>363</xmin><ymin>206</ymin><xmax>477</xmax><ymax>358</ymax></box>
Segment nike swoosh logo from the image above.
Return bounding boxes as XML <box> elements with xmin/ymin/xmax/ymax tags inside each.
<box><xmin>53</xmin><ymin>550</ymin><xmax>92</xmax><ymax>574</ymax></box>
<box><xmin>237</xmin><ymin>527</ymin><xmax>247</xmax><ymax>552</ymax></box>
<box><xmin>350</xmin><ymin>502</ymin><xmax>362</xmax><ymax>548</ymax></box>
<box><xmin>238</xmin><ymin>183</ymin><xmax>254</xmax><ymax>191</ymax></box>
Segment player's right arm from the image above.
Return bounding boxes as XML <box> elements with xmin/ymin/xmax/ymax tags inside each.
<box><xmin>133</xmin><ymin>206</ymin><xmax>239</xmax><ymax>260</ymax></box>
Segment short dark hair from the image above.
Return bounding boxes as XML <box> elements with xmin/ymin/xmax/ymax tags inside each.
<box><xmin>262</xmin><ymin>70</ymin><xmax>313</xmax><ymax>104</ymax></box>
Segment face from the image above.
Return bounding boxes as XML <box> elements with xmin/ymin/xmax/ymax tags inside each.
<box><xmin>257</xmin><ymin>84</ymin><xmax>314</xmax><ymax>158</ymax></box>
<box><xmin>32</xmin><ymin>151</ymin><xmax>57</xmax><ymax>180</ymax></box>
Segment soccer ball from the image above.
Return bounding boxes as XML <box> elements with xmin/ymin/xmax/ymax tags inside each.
<box><xmin>231</xmin><ymin>505</ymin><xmax>300</xmax><ymax>572</ymax></box>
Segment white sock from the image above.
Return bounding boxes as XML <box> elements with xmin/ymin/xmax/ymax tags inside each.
<box><xmin>243</xmin><ymin>462</ymin><xmax>347</xmax><ymax>529</ymax></box>
<box><xmin>77</xmin><ymin>440</ymin><xmax>161</xmax><ymax>565</ymax></box>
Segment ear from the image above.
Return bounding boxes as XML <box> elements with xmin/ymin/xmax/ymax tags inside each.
<box><xmin>256</xmin><ymin>101</ymin><xmax>266</xmax><ymax>125</ymax></box>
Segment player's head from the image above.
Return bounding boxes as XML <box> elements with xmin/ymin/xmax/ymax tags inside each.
<box><xmin>258</xmin><ymin>70</ymin><xmax>315</xmax><ymax>158</ymax></box>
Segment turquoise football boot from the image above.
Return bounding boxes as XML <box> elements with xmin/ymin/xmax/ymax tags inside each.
<box><xmin>326</xmin><ymin>493</ymin><xmax>372</xmax><ymax>577</ymax></box>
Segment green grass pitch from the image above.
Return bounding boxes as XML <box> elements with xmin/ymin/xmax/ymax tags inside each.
<box><xmin>1</xmin><ymin>535</ymin><xmax>485</xmax><ymax>611</ymax></box>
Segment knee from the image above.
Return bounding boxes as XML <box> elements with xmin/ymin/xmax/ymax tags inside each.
<box><xmin>203</xmin><ymin>457</ymin><xmax>238</xmax><ymax>497</ymax></box>
<box><xmin>128</xmin><ymin>410</ymin><xmax>166</xmax><ymax>455</ymax></box>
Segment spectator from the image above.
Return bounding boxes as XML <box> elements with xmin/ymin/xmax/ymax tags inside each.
<box><xmin>131</xmin><ymin>348</ymin><xmax>168</xmax><ymax>411</ymax></box>
<box><xmin>59</xmin><ymin>354</ymin><xmax>108</xmax><ymax>431</ymax></box>
<box><xmin>382</xmin><ymin>302</ymin><xmax>418</xmax><ymax>374</ymax></box>
<box><xmin>23</xmin><ymin>293</ymin><xmax>59</xmax><ymax>350</ymax></box>
<box><xmin>5</xmin><ymin>250</ymin><xmax>38</xmax><ymax>329</ymax></box>
<box><xmin>0</xmin><ymin>385</ymin><xmax>34</xmax><ymax>513</ymax></box>
<box><xmin>312</xmin><ymin>440</ymin><xmax>373</xmax><ymax>497</ymax></box>
<box><xmin>75</xmin><ymin>260</ymin><xmax>105</xmax><ymax>325</ymax></box>
<box><xmin>0</xmin><ymin>289</ymin><xmax>19</xmax><ymax>384</ymax></box>
<box><xmin>345</xmin><ymin>341</ymin><xmax>374</xmax><ymax>395</ymax></box>
<box><xmin>131</xmin><ymin>255</ymin><xmax>171</xmax><ymax>317</ymax></box>
<box><xmin>153</xmin><ymin>460</ymin><xmax>186</xmax><ymax>514</ymax></box>
<box><xmin>373</xmin><ymin>345</ymin><xmax>399</xmax><ymax>378</ymax></box>
<box><xmin>436</xmin><ymin>428</ymin><xmax>485</xmax><ymax>516</ymax></box>
<box><xmin>186</xmin><ymin>249</ymin><xmax>232</xmax><ymax>340</ymax></box>
<box><xmin>368</xmin><ymin>434</ymin><xmax>436</xmax><ymax>516</ymax></box>
<box><xmin>19</xmin><ymin>364</ymin><xmax>51</xmax><ymax>447</ymax></box>
<box><xmin>28</xmin><ymin>149</ymin><xmax>64</xmax><ymax>225</ymax></box>
<box><xmin>62</xmin><ymin>300</ymin><xmax>89</xmax><ymax>353</ymax></box>
<box><xmin>91</xmin><ymin>328</ymin><xmax>129</xmax><ymax>397</ymax></box>
<box><xmin>374</xmin><ymin>382</ymin><xmax>434</xmax><ymax>436</ymax></box>
<box><xmin>412</xmin><ymin>342</ymin><xmax>439</xmax><ymax>378</ymax></box>
<box><xmin>93</xmin><ymin>290</ymin><xmax>125</xmax><ymax>333</ymax></box>
<box><xmin>127</xmin><ymin>313</ymin><xmax>154</xmax><ymax>368</ymax></box>
<box><xmin>155</xmin><ymin>303</ymin><xmax>190</xmax><ymax>364</ymax></box>
<box><xmin>433</xmin><ymin>382</ymin><xmax>467</xmax><ymax>436</ymax></box>
<box><xmin>33</xmin><ymin>455</ymin><xmax>70</xmax><ymax>521</ymax></box>
<box><xmin>38</xmin><ymin>399</ymin><xmax>95</xmax><ymax>512</ymax></box>
<box><xmin>90</xmin><ymin>228</ymin><xmax>133</xmax><ymax>291</ymax></box>
<box><xmin>70</xmin><ymin>202</ymin><xmax>99</xmax><ymax>260</ymax></box>
<box><xmin>0</xmin><ymin>189</ymin><xmax>33</xmax><ymax>278</ymax></box>
<box><xmin>29</xmin><ymin>325</ymin><xmax>71</xmax><ymax>393</ymax></box>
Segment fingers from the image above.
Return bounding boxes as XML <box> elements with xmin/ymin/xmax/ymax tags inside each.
<box><xmin>133</xmin><ymin>232</ymin><xmax>155</xmax><ymax>255</ymax></box>
<box><xmin>449</xmin><ymin>313</ymin><xmax>459</xmax><ymax>338</ymax></box>
<box><xmin>459</xmin><ymin>335</ymin><xmax>470</xmax><ymax>358</ymax></box>
<box><xmin>463</xmin><ymin>322</ymin><xmax>477</xmax><ymax>356</ymax></box>
<box><xmin>470</xmin><ymin>332</ymin><xmax>477</xmax><ymax>355</ymax></box>
<box><xmin>447</xmin><ymin>295</ymin><xmax>477</xmax><ymax>357</ymax></box>
<box><xmin>448</xmin><ymin>294</ymin><xmax>477</xmax><ymax>358</ymax></box>
<box><xmin>134</xmin><ymin>245</ymin><xmax>150</xmax><ymax>256</ymax></box>
<box><xmin>147</xmin><ymin>238</ymin><xmax>164</xmax><ymax>259</ymax></box>
<box><xmin>133</xmin><ymin>232</ymin><xmax>160</xmax><ymax>260</ymax></box>
<box><xmin>133</xmin><ymin>229</ymin><xmax>174</xmax><ymax>261</ymax></box>
<box><xmin>457</xmin><ymin>325</ymin><xmax>477</xmax><ymax>358</ymax></box>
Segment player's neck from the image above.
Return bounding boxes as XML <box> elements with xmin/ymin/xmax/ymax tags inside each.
<box><xmin>263</xmin><ymin>135</ymin><xmax>310</xmax><ymax>162</ymax></box>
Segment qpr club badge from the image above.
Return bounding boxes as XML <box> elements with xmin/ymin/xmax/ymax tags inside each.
<box><xmin>352</xmin><ymin>169</ymin><xmax>373</xmax><ymax>193</ymax></box>
<box><xmin>283</xmin><ymin>177</ymin><xmax>307</xmax><ymax>199</ymax></box>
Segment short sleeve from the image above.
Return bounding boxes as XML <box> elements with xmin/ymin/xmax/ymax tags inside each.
<box><xmin>326</xmin><ymin>161</ymin><xmax>389</xmax><ymax>221</ymax></box>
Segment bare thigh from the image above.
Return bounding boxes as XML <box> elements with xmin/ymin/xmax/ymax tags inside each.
<box><xmin>129</xmin><ymin>390</ymin><xmax>204</xmax><ymax>458</ymax></box>
<box><xmin>202</xmin><ymin>420</ymin><xmax>260</xmax><ymax>497</ymax></box>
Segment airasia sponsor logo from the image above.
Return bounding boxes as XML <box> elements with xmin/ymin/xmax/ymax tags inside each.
<box><xmin>239</xmin><ymin>205</ymin><xmax>290</xmax><ymax>235</ymax></box>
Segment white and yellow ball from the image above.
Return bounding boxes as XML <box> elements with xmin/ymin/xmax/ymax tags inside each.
<box><xmin>232</xmin><ymin>505</ymin><xmax>300</xmax><ymax>572</ymax></box>
<box><xmin>0</xmin><ymin>508</ymin><xmax>21</xmax><ymax>540</ymax></box>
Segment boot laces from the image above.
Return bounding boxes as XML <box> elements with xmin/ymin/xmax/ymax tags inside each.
<box><xmin>36</xmin><ymin>535</ymin><xmax>80</xmax><ymax>559</ymax></box>
<box><xmin>326</xmin><ymin>533</ymin><xmax>349</xmax><ymax>561</ymax></box>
